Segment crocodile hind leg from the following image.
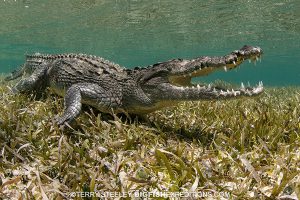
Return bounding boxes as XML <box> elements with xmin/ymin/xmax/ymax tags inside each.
<box><xmin>12</xmin><ymin>64</ymin><xmax>48</xmax><ymax>94</ymax></box>
<box><xmin>56</xmin><ymin>83</ymin><xmax>121</xmax><ymax>126</ymax></box>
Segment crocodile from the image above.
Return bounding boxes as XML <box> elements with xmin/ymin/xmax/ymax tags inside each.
<box><xmin>5</xmin><ymin>45</ymin><xmax>263</xmax><ymax>125</ymax></box>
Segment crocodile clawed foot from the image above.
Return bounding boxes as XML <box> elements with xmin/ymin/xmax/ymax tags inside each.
<box><xmin>53</xmin><ymin>115</ymin><xmax>76</xmax><ymax>130</ymax></box>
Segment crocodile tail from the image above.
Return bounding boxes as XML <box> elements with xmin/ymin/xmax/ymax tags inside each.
<box><xmin>5</xmin><ymin>65</ymin><xmax>25</xmax><ymax>81</ymax></box>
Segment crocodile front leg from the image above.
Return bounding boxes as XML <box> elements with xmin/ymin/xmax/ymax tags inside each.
<box><xmin>56</xmin><ymin>83</ymin><xmax>122</xmax><ymax>125</ymax></box>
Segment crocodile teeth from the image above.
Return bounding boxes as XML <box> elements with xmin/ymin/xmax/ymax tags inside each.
<box><xmin>223</xmin><ymin>66</ymin><xmax>228</xmax><ymax>72</ymax></box>
<box><xmin>197</xmin><ymin>84</ymin><xmax>201</xmax><ymax>89</ymax></box>
<box><xmin>233</xmin><ymin>61</ymin><xmax>236</xmax><ymax>65</ymax></box>
<box><xmin>220</xmin><ymin>90</ymin><xmax>227</xmax><ymax>96</ymax></box>
<box><xmin>248</xmin><ymin>60</ymin><xmax>251</xmax><ymax>63</ymax></box>
<box><xmin>253</xmin><ymin>84</ymin><xmax>264</xmax><ymax>94</ymax></box>
<box><xmin>241</xmin><ymin>82</ymin><xmax>245</xmax><ymax>89</ymax></box>
<box><xmin>208</xmin><ymin>84</ymin><xmax>212</xmax><ymax>90</ymax></box>
<box><xmin>231</xmin><ymin>89</ymin><xmax>238</xmax><ymax>96</ymax></box>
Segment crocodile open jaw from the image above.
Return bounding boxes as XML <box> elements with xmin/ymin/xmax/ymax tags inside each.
<box><xmin>163</xmin><ymin>45</ymin><xmax>264</xmax><ymax>99</ymax></box>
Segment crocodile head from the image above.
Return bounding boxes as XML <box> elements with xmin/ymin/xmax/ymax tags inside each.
<box><xmin>132</xmin><ymin>45</ymin><xmax>263</xmax><ymax>112</ymax></box>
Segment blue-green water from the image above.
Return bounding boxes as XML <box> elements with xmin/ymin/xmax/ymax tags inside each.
<box><xmin>0</xmin><ymin>0</ymin><xmax>299</xmax><ymax>86</ymax></box>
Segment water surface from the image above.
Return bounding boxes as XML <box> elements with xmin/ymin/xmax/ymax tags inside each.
<box><xmin>0</xmin><ymin>0</ymin><xmax>299</xmax><ymax>86</ymax></box>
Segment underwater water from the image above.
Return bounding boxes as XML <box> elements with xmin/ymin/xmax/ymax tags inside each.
<box><xmin>0</xmin><ymin>0</ymin><xmax>299</xmax><ymax>86</ymax></box>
